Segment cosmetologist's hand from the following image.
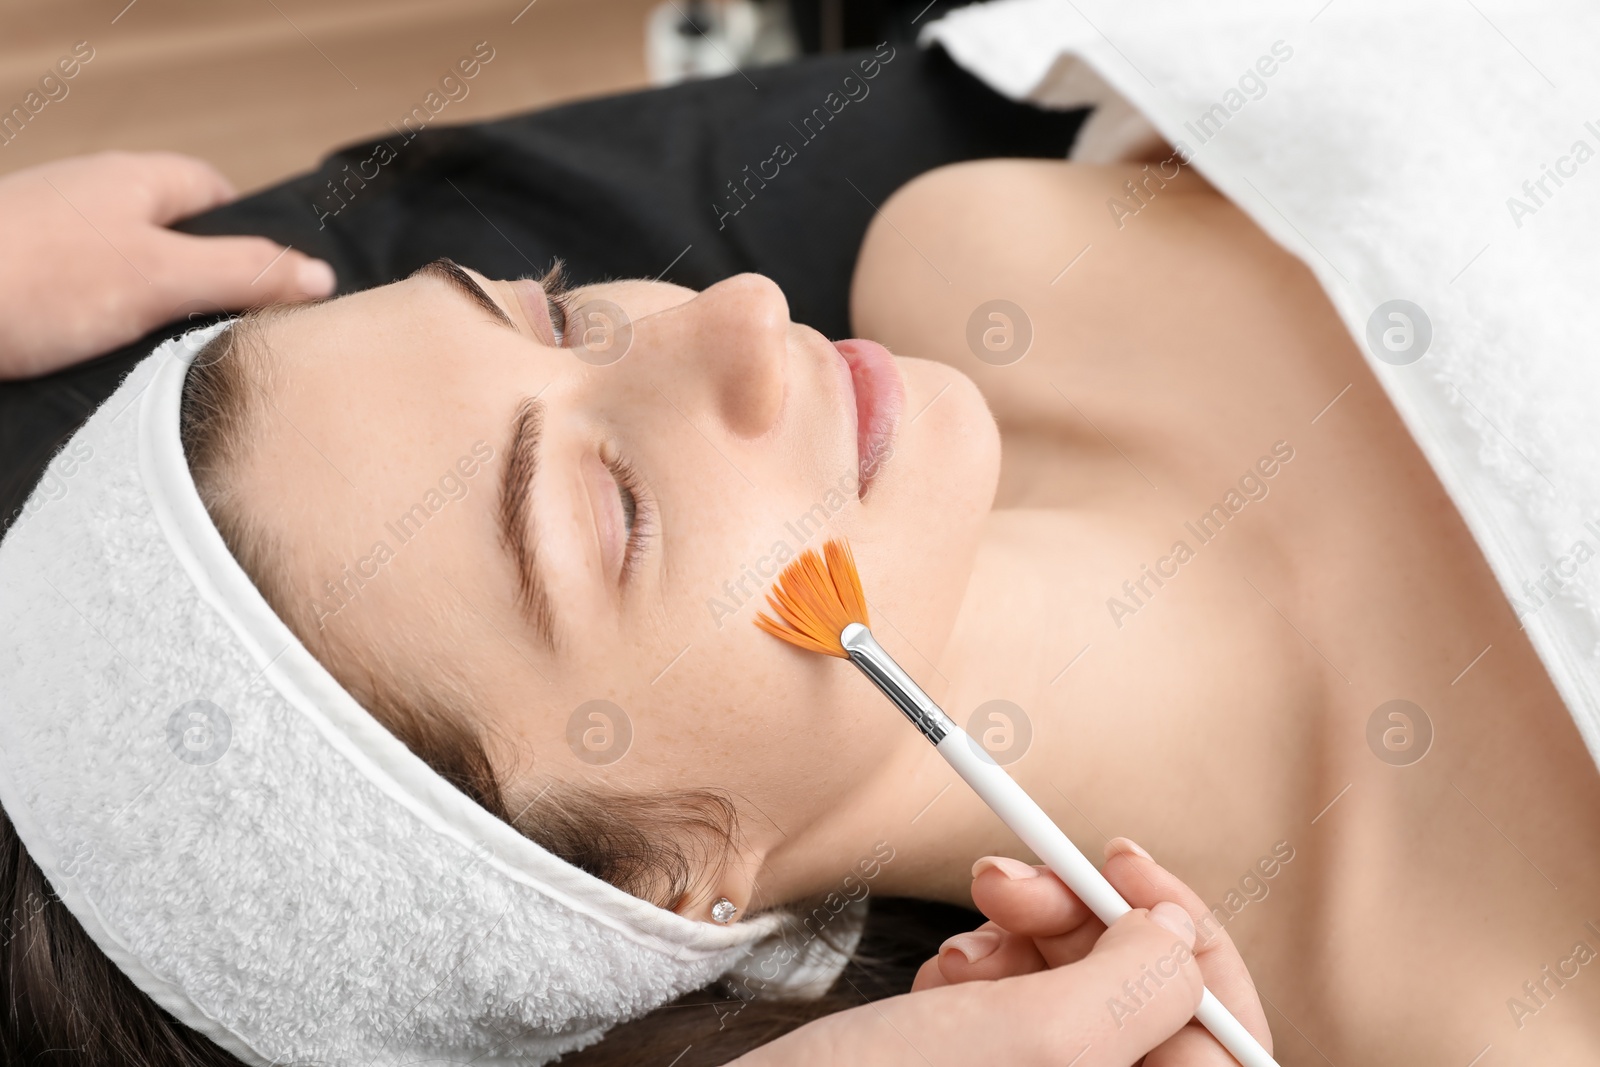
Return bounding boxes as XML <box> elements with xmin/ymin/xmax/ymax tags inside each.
<box><xmin>0</xmin><ymin>151</ymin><xmax>336</xmax><ymax>380</ymax></box>
<box><xmin>737</xmin><ymin>837</ymin><xmax>1271</xmax><ymax>1067</ymax></box>
<box><xmin>914</xmin><ymin>837</ymin><xmax>1273</xmax><ymax>1065</ymax></box>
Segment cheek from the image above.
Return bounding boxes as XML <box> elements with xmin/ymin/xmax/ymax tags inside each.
<box><xmin>595</xmin><ymin>635</ymin><xmax>903</xmax><ymax>803</ymax></box>
<box><xmin>648</xmin><ymin>436</ymin><xmax>856</xmax><ymax>641</ymax></box>
<box><xmin>639</xmin><ymin>360</ymin><xmax>995</xmax><ymax>733</ymax></box>
<box><xmin>538</xmin><ymin>530</ymin><xmax>897</xmax><ymax>785</ymax></box>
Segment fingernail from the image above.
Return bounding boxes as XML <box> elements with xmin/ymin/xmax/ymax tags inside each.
<box><xmin>296</xmin><ymin>257</ymin><xmax>337</xmax><ymax>296</ymax></box>
<box><xmin>1149</xmin><ymin>901</ymin><xmax>1196</xmax><ymax>947</ymax></box>
<box><xmin>1106</xmin><ymin>837</ymin><xmax>1153</xmax><ymax>861</ymax></box>
<box><xmin>971</xmin><ymin>855</ymin><xmax>1039</xmax><ymax>881</ymax></box>
<box><xmin>940</xmin><ymin>929</ymin><xmax>1001</xmax><ymax>964</ymax></box>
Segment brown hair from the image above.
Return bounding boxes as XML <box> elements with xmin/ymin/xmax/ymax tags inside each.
<box><xmin>0</xmin><ymin>313</ymin><xmax>953</xmax><ymax>1066</ymax></box>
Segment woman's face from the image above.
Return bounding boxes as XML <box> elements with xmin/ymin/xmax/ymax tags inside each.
<box><xmin>236</xmin><ymin>262</ymin><xmax>1000</xmax><ymax>908</ymax></box>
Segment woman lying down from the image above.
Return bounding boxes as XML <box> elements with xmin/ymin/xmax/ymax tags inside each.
<box><xmin>3</xmin><ymin>148</ymin><xmax>1599</xmax><ymax>1067</ymax></box>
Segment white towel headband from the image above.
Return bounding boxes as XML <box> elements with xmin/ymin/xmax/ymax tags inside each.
<box><xmin>0</xmin><ymin>322</ymin><xmax>855</xmax><ymax>1065</ymax></box>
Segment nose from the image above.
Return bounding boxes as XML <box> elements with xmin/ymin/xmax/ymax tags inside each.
<box><xmin>654</xmin><ymin>273</ymin><xmax>789</xmax><ymax>438</ymax></box>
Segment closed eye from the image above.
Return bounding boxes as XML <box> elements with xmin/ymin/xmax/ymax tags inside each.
<box><xmin>547</xmin><ymin>287</ymin><xmax>575</xmax><ymax>346</ymax></box>
<box><xmin>540</xmin><ymin>263</ymin><xmax>577</xmax><ymax>347</ymax></box>
<box><xmin>606</xmin><ymin>455</ymin><xmax>653</xmax><ymax>582</ymax></box>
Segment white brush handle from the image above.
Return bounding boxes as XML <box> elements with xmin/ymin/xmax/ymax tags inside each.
<box><xmin>936</xmin><ymin>730</ymin><xmax>1279</xmax><ymax>1067</ymax></box>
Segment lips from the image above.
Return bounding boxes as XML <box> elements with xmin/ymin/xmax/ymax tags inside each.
<box><xmin>832</xmin><ymin>338</ymin><xmax>904</xmax><ymax>497</ymax></box>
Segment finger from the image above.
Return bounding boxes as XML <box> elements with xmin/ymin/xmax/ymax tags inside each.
<box><xmin>1103</xmin><ymin>838</ymin><xmax>1273</xmax><ymax>1056</ymax></box>
<box><xmin>989</xmin><ymin>906</ymin><xmax>1205</xmax><ymax>1065</ymax></box>
<box><xmin>118</xmin><ymin>151</ymin><xmax>238</xmax><ymax>225</ymax></box>
<box><xmin>148</xmin><ymin>233</ymin><xmax>337</xmax><ymax>310</ymax></box>
<box><xmin>911</xmin><ymin>954</ymin><xmax>947</xmax><ymax>992</ymax></box>
<box><xmin>1031</xmin><ymin>919</ymin><xmax>1106</xmax><ymax>970</ymax></box>
<box><xmin>970</xmin><ymin>856</ymin><xmax>1104</xmax><ymax>969</ymax></box>
<box><xmin>933</xmin><ymin>922</ymin><xmax>1047</xmax><ymax>985</ymax></box>
<box><xmin>969</xmin><ymin>855</ymin><xmax>1096</xmax><ymax>938</ymax></box>
<box><xmin>1146</xmin><ymin>1021</ymin><xmax>1257</xmax><ymax>1067</ymax></box>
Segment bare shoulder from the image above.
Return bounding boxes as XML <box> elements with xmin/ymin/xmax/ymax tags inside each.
<box><xmin>851</xmin><ymin>157</ymin><xmax>1221</xmax><ymax>329</ymax></box>
<box><xmin>847</xmin><ymin>157</ymin><xmax>1228</xmax><ymax>419</ymax></box>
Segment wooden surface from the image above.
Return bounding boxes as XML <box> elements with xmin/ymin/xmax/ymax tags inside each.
<box><xmin>0</xmin><ymin>0</ymin><xmax>657</xmax><ymax>193</ymax></box>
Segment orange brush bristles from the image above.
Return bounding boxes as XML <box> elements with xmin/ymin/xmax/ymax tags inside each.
<box><xmin>754</xmin><ymin>537</ymin><xmax>870</xmax><ymax>657</ymax></box>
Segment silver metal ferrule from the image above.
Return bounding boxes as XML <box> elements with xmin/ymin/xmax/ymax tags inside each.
<box><xmin>840</xmin><ymin>623</ymin><xmax>956</xmax><ymax>745</ymax></box>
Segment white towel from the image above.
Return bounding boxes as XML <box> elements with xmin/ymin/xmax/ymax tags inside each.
<box><xmin>925</xmin><ymin>0</ymin><xmax>1600</xmax><ymax>770</ymax></box>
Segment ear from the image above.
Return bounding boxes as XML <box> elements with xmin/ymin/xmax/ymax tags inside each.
<box><xmin>671</xmin><ymin>848</ymin><xmax>768</xmax><ymax>924</ymax></box>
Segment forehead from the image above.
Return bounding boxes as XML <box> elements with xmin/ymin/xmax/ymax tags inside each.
<box><xmin>256</xmin><ymin>286</ymin><xmax>496</xmax><ymax>478</ymax></box>
<box><xmin>264</xmin><ymin>274</ymin><xmax>543</xmax><ymax>392</ymax></box>
<box><xmin>235</xmin><ymin>280</ymin><xmax>540</xmax><ymax>632</ymax></box>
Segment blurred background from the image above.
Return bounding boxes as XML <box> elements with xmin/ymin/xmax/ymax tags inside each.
<box><xmin>0</xmin><ymin>0</ymin><xmax>966</xmax><ymax>193</ymax></box>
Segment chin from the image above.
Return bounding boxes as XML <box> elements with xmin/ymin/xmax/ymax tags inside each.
<box><xmin>853</xmin><ymin>358</ymin><xmax>997</xmax><ymax>667</ymax></box>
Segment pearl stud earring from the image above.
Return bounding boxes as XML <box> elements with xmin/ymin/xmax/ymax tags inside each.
<box><xmin>711</xmin><ymin>897</ymin><xmax>738</xmax><ymax>924</ymax></box>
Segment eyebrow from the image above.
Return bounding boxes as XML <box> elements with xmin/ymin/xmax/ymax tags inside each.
<box><xmin>498</xmin><ymin>397</ymin><xmax>558</xmax><ymax>651</ymax></box>
<box><xmin>409</xmin><ymin>258</ymin><xmax>516</xmax><ymax>329</ymax></box>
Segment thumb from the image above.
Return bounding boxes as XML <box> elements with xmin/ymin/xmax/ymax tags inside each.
<box><xmin>152</xmin><ymin>233</ymin><xmax>337</xmax><ymax>309</ymax></box>
<box><xmin>122</xmin><ymin>151</ymin><xmax>238</xmax><ymax>226</ymax></box>
<box><xmin>993</xmin><ymin>905</ymin><xmax>1205</xmax><ymax>1065</ymax></box>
